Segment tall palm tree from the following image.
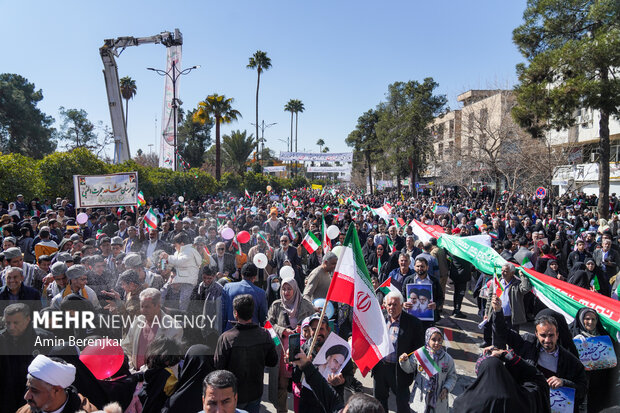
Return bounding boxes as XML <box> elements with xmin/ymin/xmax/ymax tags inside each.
<box><xmin>292</xmin><ymin>99</ymin><xmax>305</xmax><ymax>152</ymax></box>
<box><xmin>316</xmin><ymin>139</ymin><xmax>325</xmax><ymax>152</ymax></box>
<box><xmin>193</xmin><ymin>94</ymin><xmax>241</xmax><ymax>180</ymax></box>
<box><xmin>222</xmin><ymin>129</ymin><xmax>255</xmax><ymax>175</ymax></box>
<box><xmin>247</xmin><ymin>51</ymin><xmax>272</xmax><ymax>161</ymax></box>
<box><xmin>119</xmin><ymin>76</ymin><xmax>137</xmax><ymax>132</ymax></box>
<box><xmin>284</xmin><ymin>100</ymin><xmax>296</xmax><ymax>152</ymax></box>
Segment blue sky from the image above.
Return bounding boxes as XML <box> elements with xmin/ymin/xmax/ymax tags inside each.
<box><xmin>2</xmin><ymin>0</ymin><xmax>527</xmax><ymax>162</ymax></box>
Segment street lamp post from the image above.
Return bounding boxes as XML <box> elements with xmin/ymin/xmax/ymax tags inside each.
<box><xmin>250</xmin><ymin>120</ymin><xmax>277</xmax><ymax>165</ymax></box>
<box><xmin>147</xmin><ymin>62</ymin><xmax>200</xmax><ymax>171</ymax></box>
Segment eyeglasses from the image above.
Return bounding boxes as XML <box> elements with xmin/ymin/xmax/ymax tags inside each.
<box><xmin>280</xmin><ymin>240</ymin><xmax>288</xmax><ymax>244</ymax></box>
<box><xmin>217</xmin><ymin>248</ymin><xmax>225</xmax><ymax>251</ymax></box>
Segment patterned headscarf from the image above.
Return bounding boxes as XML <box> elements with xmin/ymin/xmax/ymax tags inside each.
<box><xmin>425</xmin><ymin>327</ymin><xmax>445</xmax><ymax>359</ymax></box>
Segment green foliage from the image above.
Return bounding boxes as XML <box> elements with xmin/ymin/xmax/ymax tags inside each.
<box><xmin>178</xmin><ymin>108</ymin><xmax>212</xmax><ymax>168</ymax></box>
<box><xmin>346</xmin><ymin>109</ymin><xmax>381</xmax><ymax>192</ymax></box>
<box><xmin>512</xmin><ymin>0</ymin><xmax>620</xmax><ymax>217</ymax></box>
<box><xmin>290</xmin><ymin>175</ymin><xmax>309</xmax><ymax>189</ymax></box>
<box><xmin>243</xmin><ymin>172</ymin><xmax>269</xmax><ymax>192</ymax></box>
<box><xmin>376</xmin><ymin>78</ymin><xmax>447</xmax><ymax>183</ymax></box>
<box><xmin>38</xmin><ymin>148</ymin><xmax>109</xmax><ymax>199</ymax></box>
<box><xmin>220</xmin><ymin>172</ymin><xmax>244</xmax><ymax>192</ymax></box>
<box><xmin>0</xmin><ymin>73</ymin><xmax>56</xmax><ymax>158</ymax></box>
<box><xmin>222</xmin><ymin>130</ymin><xmax>254</xmax><ymax>174</ymax></box>
<box><xmin>0</xmin><ymin>153</ymin><xmax>42</xmax><ymax>201</ymax></box>
<box><xmin>57</xmin><ymin>107</ymin><xmax>99</xmax><ymax>151</ymax></box>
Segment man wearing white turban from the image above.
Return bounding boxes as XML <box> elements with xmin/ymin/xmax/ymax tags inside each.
<box><xmin>17</xmin><ymin>354</ymin><xmax>98</xmax><ymax>413</ymax></box>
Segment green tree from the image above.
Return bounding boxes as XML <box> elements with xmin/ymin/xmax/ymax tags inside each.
<box><xmin>119</xmin><ymin>76</ymin><xmax>137</xmax><ymax>131</ymax></box>
<box><xmin>38</xmin><ymin>148</ymin><xmax>109</xmax><ymax>199</ymax></box>
<box><xmin>512</xmin><ymin>0</ymin><xmax>620</xmax><ymax>218</ymax></box>
<box><xmin>193</xmin><ymin>94</ymin><xmax>241</xmax><ymax>180</ymax></box>
<box><xmin>316</xmin><ymin>139</ymin><xmax>325</xmax><ymax>152</ymax></box>
<box><xmin>57</xmin><ymin>107</ymin><xmax>99</xmax><ymax>151</ymax></box>
<box><xmin>247</xmin><ymin>50</ymin><xmax>272</xmax><ymax>160</ymax></box>
<box><xmin>178</xmin><ymin>108</ymin><xmax>212</xmax><ymax>168</ymax></box>
<box><xmin>376</xmin><ymin>78</ymin><xmax>447</xmax><ymax>195</ymax></box>
<box><xmin>222</xmin><ymin>130</ymin><xmax>255</xmax><ymax>175</ymax></box>
<box><xmin>0</xmin><ymin>73</ymin><xmax>56</xmax><ymax>158</ymax></box>
<box><xmin>0</xmin><ymin>153</ymin><xmax>42</xmax><ymax>201</ymax></box>
<box><xmin>346</xmin><ymin>109</ymin><xmax>381</xmax><ymax>192</ymax></box>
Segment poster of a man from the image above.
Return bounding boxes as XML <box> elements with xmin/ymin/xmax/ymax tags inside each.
<box><xmin>311</xmin><ymin>332</ymin><xmax>351</xmax><ymax>381</ymax></box>
<box><xmin>406</xmin><ymin>284</ymin><xmax>434</xmax><ymax>321</ymax></box>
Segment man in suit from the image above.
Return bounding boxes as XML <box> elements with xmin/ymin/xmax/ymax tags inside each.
<box><xmin>120</xmin><ymin>288</ymin><xmax>183</xmax><ymax>371</ymax></box>
<box><xmin>221</xmin><ymin>263</ymin><xmax>267</xmax><ymax>331</ymax></box>
<box><xmin>372</xmin><ymin>291</ymin><xmax>424</xmax><ymax>413</ymax></box>
<box><xmin>140</xmin><ymin>227</ymin><xmax>171</xmax><ymax>260</ymax></box>
<box><xmin>593</xmin><ymin>237</ymin><xmax>620</xmax><ymax>287</ymax></box>
<box><xmin>122</xmin><ymin>226</ymin><xmax>142</xmax><ymax>254</ymax></box>
<box><xmin>210</xmin><ymin>241</ymin><xmax>237</xmax><ymax>283</ymax></box>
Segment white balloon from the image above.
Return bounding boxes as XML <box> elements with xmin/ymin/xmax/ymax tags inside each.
<box><xmin>475</xmin><ymin>218</ymin><xmax>483</xmax><ymax>227</ymax></box>
<box><xmin>332</xmin><ymin>245</ymin><xmax>343</xmax><ymax>258</ymax></box>
<box><xmin>327</xmin><ymin>225</ymin><xmax>340</xmax><ymax>240</ymax></box>
<box><xmin>178</xmin><ymin>196</ymin><xmax>185</xmax><ymax>203</ymax></box>
<box><xmin>280</xmin><ymin>266</ymin><xmax>295</xmax><ymax>279</ymax></box>
<box><xmin>253</xmin><ymin>253</ymin><xmax>268</xmax><ymax>269</ymax></box>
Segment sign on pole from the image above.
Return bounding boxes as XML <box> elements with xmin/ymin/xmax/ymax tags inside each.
<box><xmin>73</xmin><ymin>172</ymin><xmax>139</xmax><ymax>208</ymax></box>
<box><xmin>536</xmin><ymin>187</ymin><xmax>547</xmax><ymax>199</ymax></box>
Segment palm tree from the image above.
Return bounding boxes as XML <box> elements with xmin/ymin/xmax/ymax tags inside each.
<box><xmin>193</xmin><ymin>94</ymin><xmax>241</xmax><ymax>180</ymax></box>
<box><xmin>316</xmin><ymin>139</ymin><xmax>325</xmax><ymax>152</ymax></box>
<box><xmin>284</xmin><ymin>100</ymin><xmax>296</xmax><ymax>152</ymax></box>
<box><xmin>222</xmin><ymin>130</ymin><xmax>255</xmax><ymax>174</ymax></box>
<box><xmin>247</xmin><ymin>51</ymin><xmax>272</xmax><ymax>161</ymax></box>
<box><xmin>322</xmin><ymin>146</ymin><xmax>330</xmax><ymax>153</ymax></box>
<box><xmin>119</xmin><ymin>76</ymin><xmax>137</xmax><ymax>132</ymax></box>
<box><xmin>292</xmin><ymin>99</ymin><xmax>305</xmax><ymax>152</ymax></box>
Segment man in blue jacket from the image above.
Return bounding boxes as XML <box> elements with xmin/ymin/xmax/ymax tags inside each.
<box><xmin>221</xmin><ymin>263</ymin><xmax>267</xmax><ymax>331</ymax></box>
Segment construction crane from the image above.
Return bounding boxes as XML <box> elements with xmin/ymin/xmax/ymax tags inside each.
<box><xmin>100</xmin><ymin>29</ymin><xmax>182</xmax><ymax>164</ymax></box>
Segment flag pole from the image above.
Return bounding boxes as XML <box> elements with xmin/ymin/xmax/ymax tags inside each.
<box><xmin>307</xmin><ymin>300</ymin><xmax>330</xmax><ymax>357</ymax></box>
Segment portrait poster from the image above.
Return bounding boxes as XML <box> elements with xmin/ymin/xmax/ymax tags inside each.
<box><xmin>406</xmin><ymin>284</ymin><xmax>434</xmax><ymax>321</ymax></box>
<box><xmin>303</xmin><ymin>332</ymin><xmax>351</xmax><ymax>388</ymax></box>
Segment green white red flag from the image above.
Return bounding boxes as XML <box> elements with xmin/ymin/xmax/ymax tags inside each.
<box><xmin>321</xmin><ymin>215</ymin><xmax>331</xmax><ymax>253</ymax></box>
<box><xmin>245</xmin><ymin>188</ymin><xmax>251</xmax><ymax>199</ymax></box>
<box><xmin>371</xmin><ymin>204</ymin><xmax>393</xmax><ymax>225</ymax></box>
<box><xmin>137</xmin><ymin>191</ymin><xmax>146</xmax><ymax>207</ymax></box>
<box><xmin>413</xmin><ymin>346</ymin><xmax>440</xmax><ymax>377</ymax></box>
<box><xmin>521</xmin><ymin>255</ymin><xmax>534</xmax><ymax>269</ymax></box>
<box><xmin>301</xmin><ymin>231</ymin><xmax>321</xmax><ymax>254</ymax></box>
<box><xmin>144</xmin><ymin>208</ymin><xmax>158</xmax><ymax>230</ymax></box>
<box><xmin>325</xmin><ymin>225</ymin><xmax>393</xmax><ymax>376</ymax></box>
<box><xmin>264</xmin><ymin>321</ymin><xmax>281</xmax><ymax>346</ymax></box>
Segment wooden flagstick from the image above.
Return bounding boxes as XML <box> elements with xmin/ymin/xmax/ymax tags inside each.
<box><xmin>306</xmin><ymin>300</ymin><xmax>330</xmax><ymax>357</ymax></box>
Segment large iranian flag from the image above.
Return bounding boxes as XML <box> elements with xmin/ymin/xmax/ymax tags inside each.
<box><xmin>326</xmin><ymin>225</ymin><xmax>393</xmax><ymax>376</ymax></box>
<box><xmin>371</xmin><ymin>204</ymin><xmax>393</xmax><ymax>225</ymax></box>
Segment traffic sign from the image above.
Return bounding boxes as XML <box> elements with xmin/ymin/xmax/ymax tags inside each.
<box><xmin>536</xmin><ymin>187</ymin><xmax>547</xmax><ymax>199</ymax></box>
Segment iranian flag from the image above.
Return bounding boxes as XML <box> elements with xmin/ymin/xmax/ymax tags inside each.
<box><xmin>264</xmin><ymin>321</ymin><xmax>281</xmax><ymax>346</ymax></box>
<box><xmin>144</xmin><ymin>208</ymin><xmax>158</xmax><ymax>230</ymax></box>
<box><xmin>372</xmin><ymin>204</ymin><xmax>393</xmax><ymax>224</ymax></box>
<box><xmin>326</xmin><ymin>225</ymin><xmax>393</xmax><ymax>376</ymax></box>
<box><xmin>413</xmin><ymin>346</ymin><xmax>440</xmax><ymax>377</ymax></box>
<box><xmin>137</xmin><ymin>191</ymin><xmax>146</xmax><ymax>206</ymax></box>
<box><xmin>302</xmin><ymin>231</ymin><xmax>321</xmax><ymax>254</ymax></box>
<box><xmin>377</xmin><ymin>277</ymin><xmax>399</xmax><ymax>296</ymax></box>
<box><xmin>245</xmin><ymin>188</ymin><xmax>251</xmax><ymax>199</ymax></box>
<box><xmin>386</xmin><ymin>237</ymin><xmax>395</xmax><ymax>254</ymax></box>
<box><xmin>321</xmin><ymin>215</ymin><xmax>331</xmax><ymax>253</ymax></box>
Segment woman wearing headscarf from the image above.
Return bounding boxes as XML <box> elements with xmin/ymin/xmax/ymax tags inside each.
<box><xmin>398</xmin><ymin>327</ymin><xmax>457</xmax><ymax>413</ymax></box>
<box><xmin>569</xmin><ymin>259</ymin><xmax>610</xmax><ymax>296</ymax></box>
<box><xmin>266</xmin><ymin>277</ymin><xmax>315</xmax><ymax>413</ymax></box>
<box><xmin>161</xmin><ymin>344</ymin><xmax>214</xmax><ymax>413</ymax></box>
<box><xmin>453</xmin><ymin>350</ymin><xmax>550</xmax><ymax>413</ymax></box>
<box><xmin>543</xmin><ymin>259</ymin><xmax>565</xmax><ymax>281</ymax></box>
<box><xmin>569</xmin><ymin>307</ymin><xmax>619</xmax><ymax>412</ymax></box>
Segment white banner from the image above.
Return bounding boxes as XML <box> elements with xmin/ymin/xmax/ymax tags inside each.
<box><xmin>263</xmin><ymin>166</ymin><xmax>286</xmax><ymax>172</ymax></box>
<box><xmin>159</xmin><ymin>45</ymin><xmax>182</xmax><ymax>169</ymax></box>
<box><xmin>279</xmin><ymin>151</ymin><xmax>353</xmax><ymax>162</ymax></box>
<box><xmin>73</xmin><ymin>173</ymin><xmax>139</xmax><ymax>208</ymax></box>
<box><xmin>307</xmin><ymin>166</ymin><xmax>352</xmax><ymax>173</ymax></box>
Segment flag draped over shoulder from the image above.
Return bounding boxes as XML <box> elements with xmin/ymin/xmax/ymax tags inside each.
<box><xmin>325</xmin><ymin>225</ymin><xmax>393</xmax><ymax>376</ymax></box>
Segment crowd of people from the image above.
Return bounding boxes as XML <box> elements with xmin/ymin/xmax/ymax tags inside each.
<box><xmin>0</xmin><ymin>187</ymin><xmax>619</xmax><ymax>413</ymax></box>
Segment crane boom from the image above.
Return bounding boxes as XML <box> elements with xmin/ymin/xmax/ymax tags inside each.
<box><xmin>100</xmin><ymin>29</ymin><xmax>182</xmax><ymax>163</ymax></box>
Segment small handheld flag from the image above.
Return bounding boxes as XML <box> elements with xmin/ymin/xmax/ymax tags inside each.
<box><xmin>413</xmin><ymin>346</ymin><xmax>440</xmax><ymax>377</ymax></box>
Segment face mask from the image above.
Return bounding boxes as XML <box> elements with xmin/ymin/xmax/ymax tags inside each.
<box><xmin>271</xmin><ymin>282</ymin><xmax>280</xmax><ymax>291</ymax></box>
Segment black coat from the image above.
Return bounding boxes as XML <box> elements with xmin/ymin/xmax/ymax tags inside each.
<box><xmin>0</xmin><ymin>283</ymin><xmax>41</xmax><ymax>314</ymax></box>
<box><xmin>400</xmin><ymin>273</ymin><xmax>444</xmax><ymax>325</ymax></box>
<box><xmin>492</xmin><ymin>310</ymin><xmax>587</xmax><ymax>408</ymax></box>
<box><xmin>372</xmin><ymin>311</ymin><xmax>425</xmax><ymax>388</ymax></box>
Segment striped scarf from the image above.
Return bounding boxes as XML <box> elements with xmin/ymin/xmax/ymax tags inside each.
<box><xmin>62</xmin><ymin>284</ymin><xmax>89</xmax><ymax>300</ymax></box>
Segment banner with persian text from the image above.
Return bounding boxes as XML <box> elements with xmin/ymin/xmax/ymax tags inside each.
<box><xmin>73</xmin><ymin>173</ymin><xmax>138</xmax><ymax>208</ymax></box>
<box><xmin>279</xmin><ymin>151</ymin><xmax>353</xmax><ymax>162</ymax></box>
<box><xmin>307</xmin><ymin>166</ymin><xmax>352</xmax><ymax>173</ymax></box>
